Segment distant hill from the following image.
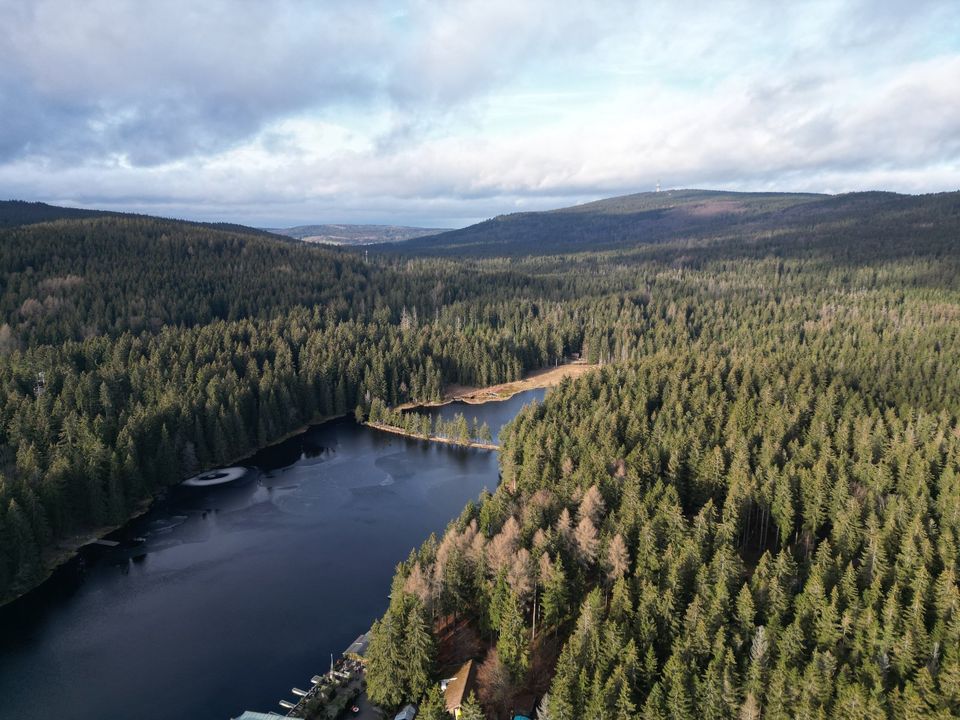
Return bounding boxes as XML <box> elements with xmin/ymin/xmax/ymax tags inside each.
<box><xmin>398</xmin><ymin>188</ymin><xmax>960</xmax><ymax>256</ymax></box>
<box><xmin>399</xmin><ymin>189</ymin><xmax>831</xmax><ymax>254</ymax></box>
<box><xmin>269</xmin><ymin>223</ymin><xmax>449</xmax><ymax>245</ymax></box>
<box><xmin>397</xmin><ymin>187</ymin><xmax>960</xmax><ymax>267</ymax></box>
<box><xmin>0</xmin><ymin>200</ymin><xmax>278</xmax><ymax>237</ymax></box>
<box><xmin>0</xmin><ymin>200</ymin><xmax>121</xmax><ymax>228</ymax></box>
<box><xmin>0</xmin><ymin>212</ymin><xmax>363</xmax><ymax>345</ymax></box>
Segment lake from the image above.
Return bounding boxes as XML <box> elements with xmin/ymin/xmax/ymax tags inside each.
<box><xmin>0</xmin><ymin>389</ymin><xmax>544</xmax><ymax>720</ymax></box>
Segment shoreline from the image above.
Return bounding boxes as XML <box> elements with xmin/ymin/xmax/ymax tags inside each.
<box><xmin>1</xmin><ymin>363</ymin><xmax>596</xmax><ymax>608</ymax></box>
<box><xmin>0</xmin><ymin>496</ymin><xmax>160</xmax><ymax>608</ymax></box>
<box><xmin>0</xmin><ymin>411</ymin><xmax>350</xmax><ymax>609</ymax></box>
<box><xmin>225</xmin><ymin>411</ymin><xmax>348</xmax><ymax>467</ymax></box>
<box><xmin>365</xmin><ymin>421</ymin><xmax>499</xmax><ymax>450</ymax></box>
<box><xmin>396</xmin><ymin>360</ymin><xmax>597</xmax><ymax>411</ymax></box>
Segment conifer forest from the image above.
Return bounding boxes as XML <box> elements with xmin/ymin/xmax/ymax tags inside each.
<box><xmin>1</xmin><ymin>189</ymin><xmax>959</xmax><ymax>718</ymax></box>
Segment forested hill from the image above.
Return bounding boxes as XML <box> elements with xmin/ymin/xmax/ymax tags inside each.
<box><xmin>0</xmin><ymin>199</ymin><xmax>277</xmax><ymax>237</ymax></box>
<box><xmin>398</xmin><ymin>189</ymin><xmax>959</xmax><ymax>255</ymax></box>
<box><xmin>0</xmin><ymin>200</ymin><xmax>121</xmax><ymax>228</ymax></box>
<box><xmin>0</xmin><ymin>214</ymin><xmax>579</xmax><ymax>348</ymax></box>
<box><xmin>0</xmin><ymin>215</ymin><xmax>365</xmax><ymax>345</ymax></box>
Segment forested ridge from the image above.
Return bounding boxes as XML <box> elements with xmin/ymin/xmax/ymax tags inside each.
<box><xmin>400</xmin><ymin>189</ymin><xmax>957</xmax><ymax>257</ymax></box>
<box><xmin>0</xmin><ymin>199</ymin><xmax>280</xmax><ymax>235</ymax></box>
<box><xmin>0</xmin><ymin>214</ymin><xmax>580</xmax><ymax>602</ymax></box>
<box><xmin>2</xmin><ymin>190</ymin><xmax>960</xmax><ymax>720</ymax></box>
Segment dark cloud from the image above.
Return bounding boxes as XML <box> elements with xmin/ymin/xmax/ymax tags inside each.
<box><xmin>0</xmin><ymin>1</ymin><xmax>386</xmax><ymax>164</ymax></box>
<box><xmin>0</xmin><ymin>0</ymin><xmax>608</xmax><ymax>166</ymax></box>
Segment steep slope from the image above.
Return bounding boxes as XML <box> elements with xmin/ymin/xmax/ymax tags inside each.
<box><xmin>365</xmin><ymin>189</ymin><xmax>960</xmax><ymax>719</ymax></box>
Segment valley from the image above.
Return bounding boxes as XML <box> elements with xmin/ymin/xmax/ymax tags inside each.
<box><xmin>0</xmin><ymin>189</ymin><xmax>958</xmax><ymax>719</ymax></box>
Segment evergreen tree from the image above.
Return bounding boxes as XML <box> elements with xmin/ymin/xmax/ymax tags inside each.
<box><xmin>459</xmin><ymin>692</ymin><xmax>485</xmax><ymax>720</ymax></box>
<box><xmin>497</xmin><ymin>590</ymin><xmax>530</xmax><ymax>680</ymax></box>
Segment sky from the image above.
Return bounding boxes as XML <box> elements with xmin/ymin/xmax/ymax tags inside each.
<box><xmin>1</xmin><ymin>0</ymin><xmax>959</xmax><ymax>228</ymax></box>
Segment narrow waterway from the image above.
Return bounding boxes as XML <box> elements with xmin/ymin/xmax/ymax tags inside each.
<box><xmin>0</xmin><ymin>389</ymin><xmax>545</xmax><ymax>720</ymax></box>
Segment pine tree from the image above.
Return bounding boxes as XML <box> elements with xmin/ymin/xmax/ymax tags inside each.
<box><xmin>497</xmin><ymin>590</ymin><xmax>530</xmax><ymax>680</ymax></box>
<box><xmin>459</xmin><ymin>692</ymin><xmax>485</xmax><ymax>720</ymax></box>
<box><xmin>477</xmin><ymin>421</ymin><xmax>493</xmax><ymax>444</ymax></box>
<box><xmin>366</xmin><ymin>612</ymin><xmax>406</xmax><ymax>708</ymax></box>
<box><xmin>542</xmin><ymin>556</ymin><xmax>570</xmax><ymax>629</ymax></box>
<box><xmin>405</xmin><ymin>601</ymin><xmax>435</xmax><ymax>700</ymax></box>
<box><xmin>417</xmin><ymin>683</ymin><xmax>448</xmax><ymax>720</ymax></box>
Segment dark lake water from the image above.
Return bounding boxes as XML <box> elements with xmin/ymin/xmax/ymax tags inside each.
<box><xmin>0</xmin><ymin>389</ymin><xmax>544</xmax><ymax>720</ymax></box>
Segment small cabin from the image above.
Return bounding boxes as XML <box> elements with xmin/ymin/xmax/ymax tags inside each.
<box><xmin>442</xmin><ymin>659</ymin><xmax>478</xmax><ymax>719</ymax></box>
<box><xmin>344</xmin><ymin>631</ymin><xmax>371</xmax><ymax>663</ymax></box>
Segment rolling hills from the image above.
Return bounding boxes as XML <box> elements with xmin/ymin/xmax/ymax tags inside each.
<box><xmin>270</xmin><ymin>223</ymin><xmax>448</xmax><ymax>245</ymax></box>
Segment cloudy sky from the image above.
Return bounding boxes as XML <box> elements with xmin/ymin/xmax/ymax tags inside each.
<box><xmin>1</xmin><ymin>0</ymin><xmax>958</xmax><ymax>227</ymax></box>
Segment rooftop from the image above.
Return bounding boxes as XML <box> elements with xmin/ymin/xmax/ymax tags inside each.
<box><xmin>394</xmin><ymin>703</ymin><xmax>417</xmax><ymax>720</ymax></box>
<box><xmin>344</xmin><ymin>631</ymin><xmax>371</xmax><ymax>659</ymax></box>
<box><xmin>443</xmin><ymin>659</ymin><xmax>478</xmax><ymax>712</ymax></box>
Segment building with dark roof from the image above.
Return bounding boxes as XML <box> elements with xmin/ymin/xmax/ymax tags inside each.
<box><xmin>344</xmin><ymin>631</ymin><xmax>371</xmax><ymax>662</ymax></box>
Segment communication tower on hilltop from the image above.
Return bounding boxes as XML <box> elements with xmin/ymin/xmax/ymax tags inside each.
<box><xmin>656</xmin><ymin>180</ymin><xmax>661</xmax><ymax>193</ymax></box>
<box><xmin>34</xmin><ymin>371</ymin><xmax>45</xmax><ymax>397</ymax></box>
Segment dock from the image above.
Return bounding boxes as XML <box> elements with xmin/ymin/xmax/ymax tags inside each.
<box><xmin>267</xmin><ymin>633</ymin><xmax>372</xmax><ymax>718</ymax></box>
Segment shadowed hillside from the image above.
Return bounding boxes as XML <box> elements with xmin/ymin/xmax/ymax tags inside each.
<box><xmin>0</xmin><ymin>200</ymin><xmax>122</xmax><ymax>228</ymax></box>
<box><xmin>398</xmin><ymin>189</ymin><xmax>960</xmax><ymax>257</ymax></box>
<box><xmin>398</xmin><ymin>190</ymin><xmax>823</xmax><ymax>254</ymax></box>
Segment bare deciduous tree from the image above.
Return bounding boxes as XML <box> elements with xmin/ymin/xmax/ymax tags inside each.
<box><xmin>507</xmin><ymin>547</ymin><xmax>534</xmax><ymax>600</ymax></box>
<box><xmin>538</xmin><ymin>552</ymin><xmax>554</xmax><ymax>585</ymax></box>
<box><xmin>606</xmin><ymin>533</ymin><xmax>630</xmax><ymax>582</ymax></box>
<box><xmin>403</xmin><ymin>562</ymin><xmax>432</xmax><ymax>603</ymax></box>
<box><xmin>476</xmin><ymin>648</ymin><xmax>514</xmax><ymax>719</ymax></box>
<box><xmin>574</xmin><ymin>517</ymin><xmax>599</xmax><ymax>567</ymax></box>
<box><xmin>578</xmin><ymin>485</ymin><xmax>606</xmax><ymax>525</ymax></box>
<box><xmin>555</xmin><ymin>507</ymin><xmax>573</xmax><ymax>546</ymax></box>
<box><xmin>487</xmin><ymin>516</ymin><xmax>520</xmax><ymax>574</ymax></box>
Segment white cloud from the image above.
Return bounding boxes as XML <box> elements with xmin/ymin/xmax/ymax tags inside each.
<box><xmin>0</xmin><ymin>0</ymin><xmax>957</xmax><ymax>225</ymax></box>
